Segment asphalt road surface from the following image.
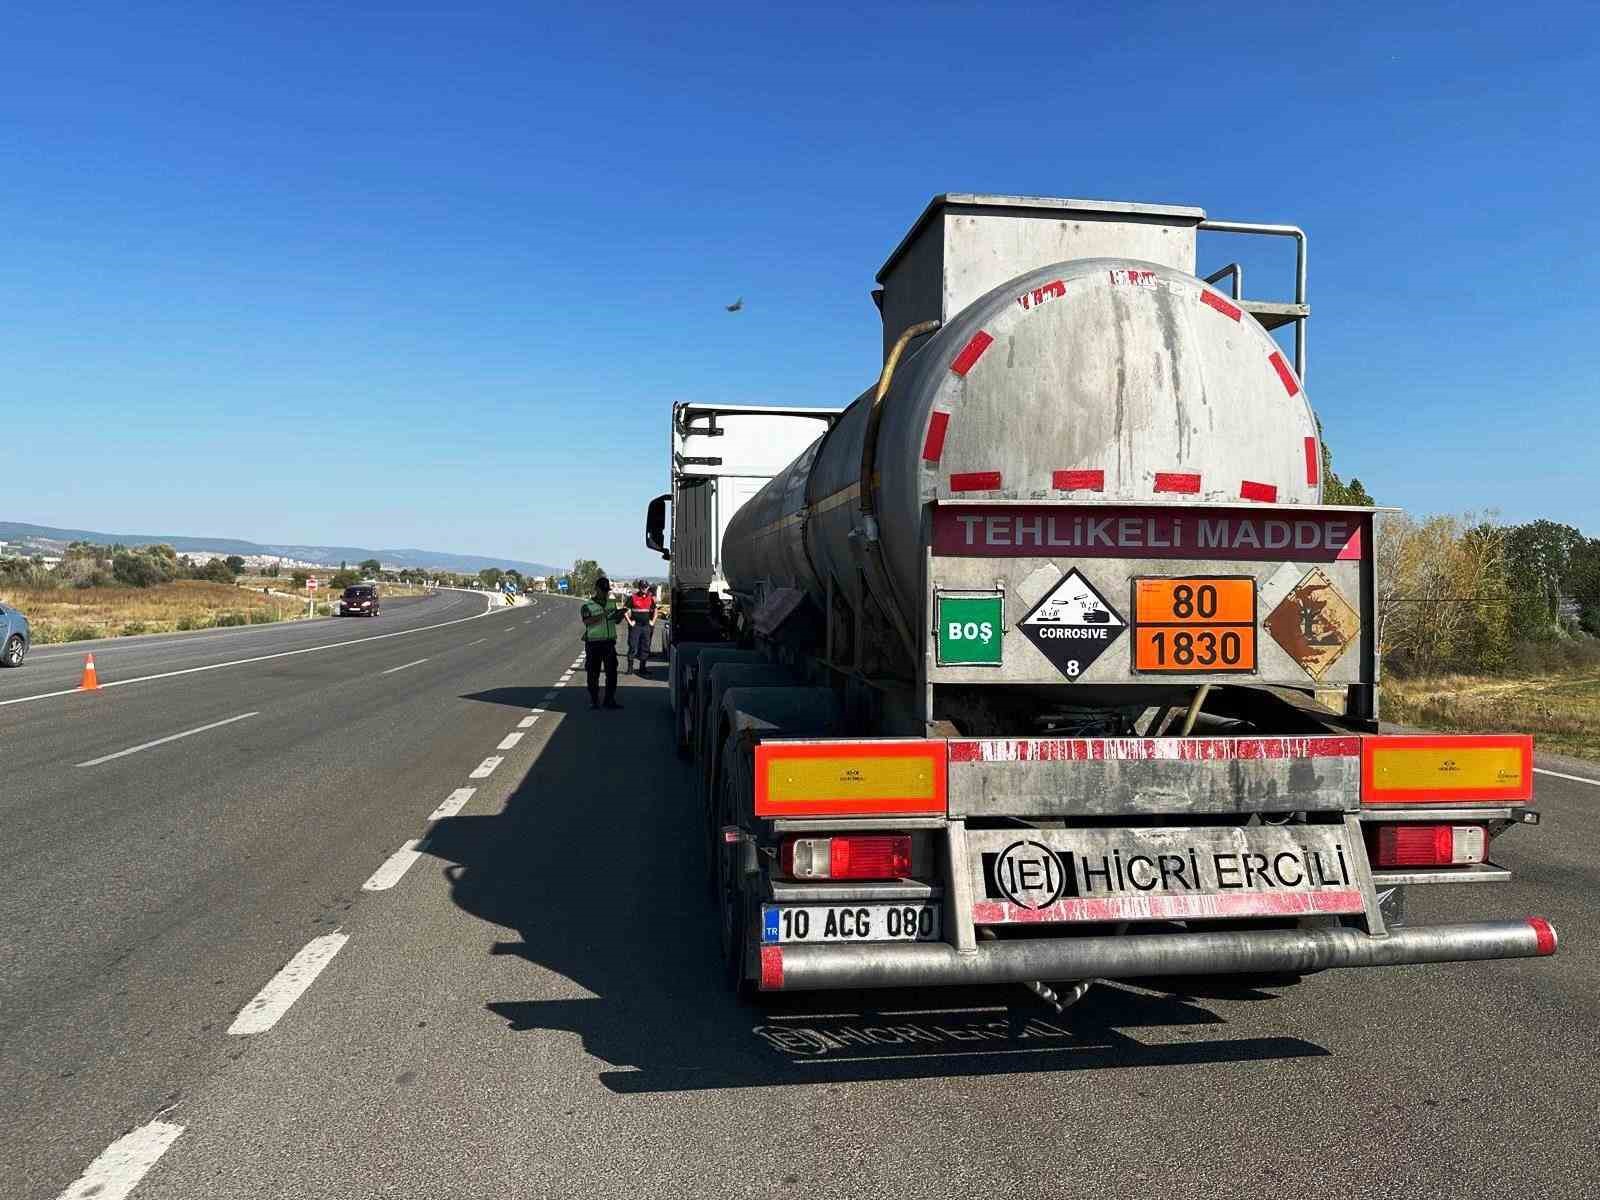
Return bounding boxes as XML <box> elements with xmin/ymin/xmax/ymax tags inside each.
<box><xmin>4</xmin><ymin>596</ymin><xmax>1596</xmax><ymax>1198</ymax></box>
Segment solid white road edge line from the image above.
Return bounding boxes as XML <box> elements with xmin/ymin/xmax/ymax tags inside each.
<box><xmin>1534</xmin><ymin>767</ymin><xmax>1600</xmax><ymax>787</ymax></box>
<box><xmin>380</xmin><ymin>657</ymin><xmax>430</xmax><ymax>675</ymax></box>
<box><xmin>228</xmin><ymin>931</ymin><xmax>349</xmax><ymax>1036</ymax></box>
<box><xmin>428</xmin><ymin>786</ymin><xmax>476</xmax><ymax>821</ymax></box>
<box><xmin>2</xmin><ymin>594</ymin><xmax>495</xmax><ymax>709</ymax></box>
<box><xmin>55</xmin><ymin>1120</ymin><xmax>185</xmax><ymax>1200</ymax></box>
<box><xmin>362</xmin><ymin>840</ymin><xmax>423</xmax><ymax>891</ymax></box>
<box><xmin>497</xmin><ymin>731</ymin><xmax>524</xmax><ymax>750</ymax></box>
<box><xmin>76</xmin><ymin>712</ymin><xmax>259</xmax><ymax>768</ymax></box>
<box><xmin>469</xmin><ymin>756</ymin><xmax>503</xmax><ymax>779</ymax></box>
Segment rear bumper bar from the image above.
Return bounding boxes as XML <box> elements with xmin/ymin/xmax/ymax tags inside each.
<box><xmin>762</xmin><ymin>918</ymin><xmax>1557</xmax><ymax>992</ymax></box>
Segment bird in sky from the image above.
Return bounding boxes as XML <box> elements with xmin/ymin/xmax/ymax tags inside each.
<box><xmin>726</xmin><ymin>297</ymin><xmax>743</xmax><ymax>312</ymax></box>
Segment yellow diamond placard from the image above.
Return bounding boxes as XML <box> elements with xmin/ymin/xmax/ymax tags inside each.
<box><xmin>1264</xmin><ymin>567</ymin><xmax>1360</xmax><ymax>681</ymax></box>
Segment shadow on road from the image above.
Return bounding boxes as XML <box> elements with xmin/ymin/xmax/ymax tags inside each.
<box><xmin>432</xmin><ymin>670</ymin><xmax>1329</xmax><ymax>1092</ymax></box>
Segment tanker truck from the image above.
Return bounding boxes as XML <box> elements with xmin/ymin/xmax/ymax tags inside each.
<box><xmin>666</xmin><ymin>194</ymin><xmax>1556</xmax><ymax>1001</ymax></box>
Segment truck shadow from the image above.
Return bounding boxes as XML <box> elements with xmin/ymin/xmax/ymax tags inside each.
<box><xmin>431</xmin><ymin>678</ymin><xmax>1330</xmax><ymax>1093</ymax></box>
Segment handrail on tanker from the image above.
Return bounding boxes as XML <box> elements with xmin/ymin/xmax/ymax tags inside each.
<box><xmin>860</xmin><ymin>319</ymin><xmax>942</xmax><ymax>518</ymax></box>
<box><xmin>1199</xmin><ymin>219</ymin><xmax>1307</xmax><ymax>383</ymax></box>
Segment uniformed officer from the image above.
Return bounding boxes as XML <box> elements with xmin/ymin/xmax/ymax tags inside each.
<box><xmin>580</xmin><ymin>575</ymin><xmax>627</xmax><ymax>710</ymax></box>
<box><xmin>625</xmin><ymin>579</ymin><xmax>657</xmax><ymax>676</ymax></box>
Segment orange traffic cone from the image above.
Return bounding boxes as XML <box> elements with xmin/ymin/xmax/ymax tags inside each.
<box><xmin>81</xmin><ymin>653</ymin><xmax>100</xmax><ymax>691</ymax></box>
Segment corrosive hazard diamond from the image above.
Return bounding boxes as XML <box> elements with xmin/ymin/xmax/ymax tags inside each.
<box><xmin>1264</xmin><ymin>567</ymin><xmax>1360</xmax><ymax>681</ymax></box>
<box><xmin>1017</xmin><ymin>569</ymin><xmax>1125</xmax><ymax>681</ymax></box>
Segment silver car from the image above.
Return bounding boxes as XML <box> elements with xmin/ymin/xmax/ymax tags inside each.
<box><xmin>0</xmin><ymin>602</ymin><xmax>29</xmax><ymax>667</ymax></box>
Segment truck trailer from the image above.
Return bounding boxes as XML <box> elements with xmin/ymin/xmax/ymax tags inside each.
<box><xmin>665</xmin><ymin>194</ymin><xmax>1556</xmax><ymax>1000</ymax></box>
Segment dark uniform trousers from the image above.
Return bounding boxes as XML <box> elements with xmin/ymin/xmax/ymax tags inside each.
<box><xmin>585</xmin><ymin>639</ymin><xmax>618</xmax><ymax>704</ymax></box>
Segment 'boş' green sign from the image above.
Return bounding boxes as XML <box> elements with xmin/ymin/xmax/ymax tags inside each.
<box><xmin>936</xmin><ymin>594</ymin><xmax>1004</xmax><ymax>666</ymax></box>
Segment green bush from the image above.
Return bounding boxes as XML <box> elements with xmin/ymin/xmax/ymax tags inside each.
<box><xmin>213</xmin><ymin>611</ymin><xmax>248</xmax><ymax>627</ymax></box>
<box><xmin>63</xmin><ymin>624</ymin><xmax>101</xmax><ymax>642</ymax></box>
<box><xmin>175</xmin><ymin>613</ymin><xmax>209</xmax><ymax>631</ymax></box>
<box><xmin>248</xmin><ymin>608</ymin><xmax>279</xmax><ymax>624</ymax></box>
<box><xmin>121</xmin><ymin>621</ymin><xmax>149</xmax><ymax>636</ymax></box>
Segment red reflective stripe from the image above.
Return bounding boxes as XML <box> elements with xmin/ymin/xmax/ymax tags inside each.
<box><xmin>1240</xmin><ymin>480</ymin><xmax>1278</xmax><ymax>502</ymax></box>
<box><xmin>950</xmin><ymin>331</ymin><xmax>994</xmax><ymax>377</ymax></box>
<box><xmin>1052</xmin><ymin>469</ymin><xmax>1104</xmax><ymax>491</ymax></box>
<box><xmin>1305</xmin><ymin>436</ymin><xmax>1320</xmax><ymax>485</ymax></box>
<box><xmin>973</xmin><ymin>889</ymin><xmax>1365</xmax><ymax>924</ymax></box>
<box><xmin>759</xmin><ymin>945</ymin><xmax>784</xmax><ymax>989</ymax></box>
<box><xmin>1200</xmin><ymin>290</ymin><xmax>1242</xmax><ymax>321</ymax></box>
<box><xmin>1154</xmin><ymin>472</ymin><xmax>1201</xmax><ymax>494</ymax></box>
<box><xmin>921</xmin><ymin>411</ymin><xmax>950</xmax><ymax>462</ymax></box>
<box><xmin>1529</xmin><ymin>917</ymin><xmax>1558</xmax><ymax>956</ymax></box>
<box><xmin>949</xmin><ymin>471</ymin><xmax>1002</xmax><ymax>492</ymax></box>
<box><xmin>947</xmin><ymin>736</ymin><xmax>1361</xmax><ymax>764</ymax></box>
<box><xmin>1270</xmin><ymin>351</ymin><xmax>1301</xmax><ymax>397</ymax></box>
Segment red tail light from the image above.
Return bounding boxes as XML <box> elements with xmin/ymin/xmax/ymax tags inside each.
<box><xmin>1373</xmin><ymin>824</ymin><xmax>1487</xmax><ymax>868</ymax></box>
<box><xmin>781</xmin><ymin>835</ymin><xmax>912</xmax><ymax>880</ymax></box>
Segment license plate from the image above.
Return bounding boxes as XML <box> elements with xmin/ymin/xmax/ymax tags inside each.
<box><xmin>968</xmin><ymin>825</ymin><xmax>1365</xmax><ymax>924</ymax></box>
<box><xmin>761</xmin><ymin>902</ymin><xmax>942</xmax><ymax>944</ymax></box>
<box><xmin>1131</xmin><ymin>576</ymin><xmax>1257</xmax><ymax>673</ymax></box>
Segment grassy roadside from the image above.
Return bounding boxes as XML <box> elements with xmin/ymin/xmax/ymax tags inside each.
<box><xmin>1383</xmin><ymin>671</ymin><xmax>1600</xmax><ymax>761</ymax></box>
<box><xmin>1</xmin><ymin>579</ymin><xmax>432</xmax><ymax>644</ymax></box>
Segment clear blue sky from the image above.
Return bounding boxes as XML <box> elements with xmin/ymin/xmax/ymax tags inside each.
<box><xmin>2</xmin><ymin>2</ymin><xmax>1594</xmax><ymax>575</ymax></box>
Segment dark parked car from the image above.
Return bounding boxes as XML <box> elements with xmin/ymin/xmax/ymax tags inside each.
<box><xmin>339</xmin><ymin>585</ymin><xmax>380</xmax><ymax>617</ymax></box>
<box><xmin>0</xmin><ymin>602</ymin><xmax>30</xmax><ymax>667</ymax></box>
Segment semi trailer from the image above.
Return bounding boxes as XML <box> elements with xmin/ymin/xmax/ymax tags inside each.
<box><xmin>663</xmin><ymin>194</ymin><xmax>1556</xmax><ymax>1000</ymax></box>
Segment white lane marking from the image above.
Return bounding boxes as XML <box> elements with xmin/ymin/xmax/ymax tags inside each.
<box><xmin>381</xmin><ymin>657</ymin><xmax>429</xmax><ymax>675</ymax></box>
<box><xmin>228</xmin><ymin>931</ymin><xmax>348</xmax><ymax>1036</ymax></box>
<box><xmin>498</xmin><ymin>731</ymin><xmax>524</xmax><ymax>750</ymax></box>
<box><xmin>428</xmin><ymin>787</ymin><xmax>476</xmax><ymax>820</ymax></box>
<box><xmin>469</xmin><ymin>756</ymin><xmax>503</xmax><ymax>779</ymax></box>
<box><xmin>524</xmin><ymin>620</ymin><xmax>533</xmax><ymax>625</ymax></box>
<box><xmin>541</xmin><ymin>691</ymin><xmax>559</xmax><ymax>702</ymax></box>
<box><xmin>362</xmin><ymin>840</ymin><xmax>423</xmax><ymax>891</ymax></box>
<box><xmin>55</xmin><ymin>1119</ymin><xmax>185</xmax><ymax>1200</ymax></box>
<box><xmin>76</xmin><ymin>712</ymin><xmax>258</xmax><ymax>768</ymax></box>
<box><xmin>467</xmin><ymin>637</ymin><xmax>488</xmax><ymax>646</ymax></box>
<box><xmin>558</xmin><ymin>672</ymin><xmax>573</xmax><ymax>682</ymax></box>
<box><xmin>517</xmin><ymin>714</ymin><xmax>540</xmax><ymax>728</ymax></box>
<box><xmin>2</xmin><ymin>595</ymin><xmax>494</xmax><ymax>709</ymax></box>
<box><xmin>1534</xmin><ymin>767</ymin><xmax>1600</xmax><ymax>788</ymax></box>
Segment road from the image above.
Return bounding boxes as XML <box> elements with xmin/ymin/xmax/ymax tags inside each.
<box><xmin>3</xmin><ymin>597</ymin><xmax>1596</xmax><ymax>1198</ymax></box>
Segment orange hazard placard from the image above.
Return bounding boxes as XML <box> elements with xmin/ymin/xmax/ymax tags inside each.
<box><xmin>1132</xmin><ymin>577</ymin><xmax>1257</xmax><ymax>674</ymax></box>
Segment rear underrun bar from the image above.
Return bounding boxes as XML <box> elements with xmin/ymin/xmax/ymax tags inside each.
<box><xmin>763</xmin><ymin>918</ymin><xmax>1556</xmax><ymax>991</ymax></box>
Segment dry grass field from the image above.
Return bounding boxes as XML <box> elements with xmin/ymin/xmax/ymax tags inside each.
<box><xmin>2</xmin><ymin>580</ymin><xmax>300</xmax><ymax>643</ymax></box>
<box><xmin>1383</xmin><ymin>671</ymin><xmax>1600</xmax><ymax>761</ymax></box>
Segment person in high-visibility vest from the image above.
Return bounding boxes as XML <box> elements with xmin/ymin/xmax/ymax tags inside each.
<box><xmin>625</xmin><ymin>579</ymin><xmax>657</xmax><ymax>676</ymax></box>
<box><xmin>579</xmin><ymin>575</ymin><xmax>627</xmax><ymax>709</ymax></box>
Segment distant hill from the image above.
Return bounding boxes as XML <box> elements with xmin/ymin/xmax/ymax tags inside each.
<box><xmin>0</xmin><ymin>520</ymin><xmax>562</xmax><ymax>578</ymax></box>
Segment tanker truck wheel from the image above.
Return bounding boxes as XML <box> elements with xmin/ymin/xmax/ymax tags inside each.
<box><xmin>715</xmin><ymin>734</ymin><xmax>757</xmax><ymax>1002</ymax></box>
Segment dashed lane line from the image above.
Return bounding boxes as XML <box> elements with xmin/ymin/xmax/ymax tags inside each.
<box><xmin>498</xmin><ymin>731</ymin><xmax>525</xmax><ymax>750</ymax></box>
<box><xmin>228</xmin><ymin>932</ymin><xmax>349</xmax><ymax>1036</ymax></box>
<box><xmin>55</xmin><ymin>1119</ymin><xmax>185</xmax><ymax>1200</ymax></box>
<box><xmin>1534</xmin><ymin>767</ymin><xmax>1600</xmax><ymax>788</ymax></box>
<box><xmin>380</xmin><ymin>657</ymin><xmax>429</xmax><ymax>675</ymax></box>
<box><xmin>362</xmin><ymin>840</ymin><xmax>423</xmax><ymax>891</ymax></box>
<box><xmin>469</xmin><ymin>756</ymin><xmax>504</xmax><ymax>779</ymax></box>
<box><xmin>468</xmin><ymin>637</ymin><xmax>488</xmax><ymax>646</ymax></box>
<box><xmin>517</xmin><ymin>713</ymin><xmax>541</xmax><ymax>728</ymax></box>
<box><xmin>428</xmin><ymin>787</ymin><xmax>476</xmax><ymax>820</ymax></box>
<box><xmin>75</xmin><ymin>712</ymin><xmax>258</xmax><ymax>768</ymax></box>
<box><xmin>1</xmin><ymin>596</ymin><xmax>495</xmax><ymax>709</ymax></box>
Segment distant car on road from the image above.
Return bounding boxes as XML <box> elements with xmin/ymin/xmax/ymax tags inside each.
<box><xmin>0</xmin><ymin>602</ymin><xmax>30</xmax><ymax>667</ymax></box>
<box><xmin>339</xmin><ymin>585</ymin><xmax>381</xmax><ymax>617</ymax></box>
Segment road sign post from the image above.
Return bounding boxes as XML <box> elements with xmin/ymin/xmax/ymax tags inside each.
<box><xmin>307</xmin><ymin>576</ymin><xmax>318</xmax><ymax>618</ymax></box>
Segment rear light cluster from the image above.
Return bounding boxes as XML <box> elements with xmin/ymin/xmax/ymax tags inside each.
<box><xmin>1371</xmin><ymin>823</ymin><xmax>1487</xmax><ymax>868</ymax></box>
<box><xmin>781</xmin><ymin>835</ymin><xmax>911</xmax><ymax>880</ymax></box>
